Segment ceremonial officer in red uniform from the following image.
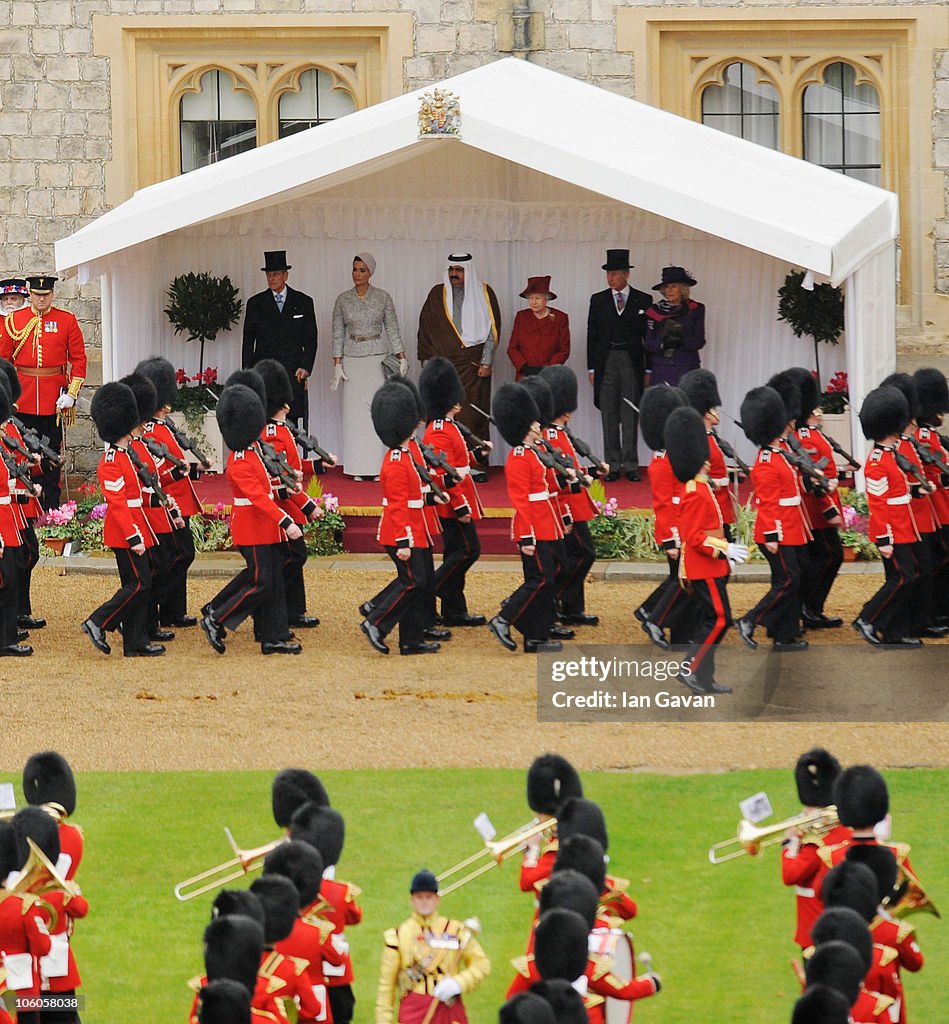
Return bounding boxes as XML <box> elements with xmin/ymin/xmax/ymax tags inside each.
<box><xmin>0</xmin><ymin>275</ymin><xmax>87</xmax><ymax>510</ymax></box>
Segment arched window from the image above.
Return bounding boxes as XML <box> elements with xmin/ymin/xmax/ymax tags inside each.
<box><xmin>701</xmin><ymin>62</ymin><xmax>779</xmax><ymax>149</ymax></box>
<box><xmin>180</xmin><ymin>70</ymin><xmax>257</xmax><ymax>173</ymax></box>
<box><xmin>278</xmin><ymin>68</ymin><xmax>356</xmax><ymax>138</ymax></box>
<box><xmin>802</xmin><ymin>62</ymin><xmax>881</xmax><ymax>185</ymax></box>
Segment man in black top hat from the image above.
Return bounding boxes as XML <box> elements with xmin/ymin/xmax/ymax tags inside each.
<box><xmin>241</xmin><ymin>251</ymin><xmax>317</xmax><ymax>430</ymax></box>
<box><xmin>586</xmin><ymin>250</ymin><xmax>651</xmax><ymax>482</ymax></box>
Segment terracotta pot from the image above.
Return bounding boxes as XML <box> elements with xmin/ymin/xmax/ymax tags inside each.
<box><xmin>842</xmin><ymin>546</ymin><xmax>858</xmax><ymax>562</ymax></box>
<box><xmin>41</xmin><ymin>536</ymin><xmax>71</xmax><ymax>555</ymax></box>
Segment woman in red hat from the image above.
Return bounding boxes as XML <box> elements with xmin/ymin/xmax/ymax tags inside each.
<box><xmin>507</xmin><ymin>276</ymin><xmax>570</xmax><ymax>381</ymax></box>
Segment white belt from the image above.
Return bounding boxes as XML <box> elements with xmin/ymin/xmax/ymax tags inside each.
<box><xmin>887</xmin><ymin>494</ymin><xmax>911</xmax><ymax>505</ymax></box>
<box><xmin>233</xmin><ymin>497</ymin><xmax>252</xmax><ymax>506</ymax></box>
<box><xmin>407</xmin><ymin>499</ymin><xmax>424</xmax><ymax>508</ymax></box>
<box><xmin>795</xmin><ymin>886</ymin><xmax>815</xmax><ymax>897</ymax></box>
<box><xmin>672</xmin><ymin>496</ymin><xmax>680</xmax><ymax>505</ymax></box>
<box><xmin>712</xmin><ymin>476</ymin><xmax>729</xmax><ymax>487</ymax></box>
<box><xmin>142</xmin><ymin>486</ymin><xmax>154</xmax><ymax>493</ymax></box>
<box><xmin>0</xmin><ymin>496</ymin><xmax>10</xmax><ymax>505</ymax></box>
<box><xmin>453</xmin><ymin>465</ymin><xmax>471</xmax><ymax>478</ymax></box>
<box><xmin>778</xmin><ymin>495</ymin><xmax>801</xmax><ymax>506</ymax></box>
<box><xmin>529</xmin><ymin>491</ymin><xmax>551</xmax><ymax>501</ymax></box>
<box><xmin>127</xmin><ymin>498</ymin><xmax>143</xmax><ymax>507</ymax></box>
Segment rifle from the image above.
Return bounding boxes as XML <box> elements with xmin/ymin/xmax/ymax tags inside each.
<box><xmin>127</xmin><ymin>442</ymin><xmax>175</xmax><ymax>512</ymax></box>
<box><xmin>418</xmin><ymin>440</ymin><xmax>463</xmax><ymax>484</ymax></box>
<box><xmin>817</xmin><ymin>427</ymin><xmax>861</xmax><ymax>470</ymax></box>
<box><xmin>777</xmin><ymin>439</ymin><xmax>832</xmax><ymax>496</ymax></box>
<box><xmin>411</xmin><ymin>455</ymin><xmax>450</xmax><ymax>503</ymax></box>
<box><xmin>283</xmin><ymin>421</ymin><xmax>336</xmax><ymax>467</ymax></box>
<box><xmin>564</xmin><ymin>427</ymin><xmax>608</xmax><ymax>474</ymax></box>
<box><xmin>891</xmin><ymin>445</ymin><xmax>932</xmax><ymax>491</ymax></box>
<box><xmin>470</xmin><ymin>404</ymin><xmax>576</xmax><ymax>483</ymax></box>
<box><xmin>453</xmin><ymin>418</ymin><xmax>491</xmax><ymax>458</ymax></box>
<box><xmin>710</xmin><ymin>427</ymin><xmax>751</xmax><ymax>478</ymax></box>
<box><xmin>907</xmin><ymin>434</ymin><xmax>949</xmax><ymax>478</ymax></box>
<box><xmin>257</xmin><ymin>439</ymin><xmax>302</xmax><ymax>491</ymax></box>
<box><xmin>1</xmin><ymin>449</ymin><xmax>41</xmax><ymax>493</ymax></box>
<box><xmin>140</xmin><ymin>434</ymin><xmax>189</xmax><ymax>472</ymax></box>
<box><xmin>162</xmin><ymin>417</ymin><xmax>212</xmax><ymax>470</ymax></box>
<box><xmin>10</xmin><ymin>416</ymin><xmax>64</xmax><ymax>467</ymax></box>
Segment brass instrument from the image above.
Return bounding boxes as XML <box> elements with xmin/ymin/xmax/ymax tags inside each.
<box><xmin>708</xmin><ymin>808</ymin><xmax>838</xmax><ymax>864</ymax></box>
<box><xmin>435</xmin><ymin>817</ymin><xmax>556</xmax><ymax>896</ymax></box>
<box><xmin>0</xmin><ymin>802</ymin><xmax>66</xmax><ymax>822</ymax></box>
<box><xmin>173</xmin><ymin>827</ymin><xmax>288</xmax><ymax>902</ymax></box>
<box><xmin>886</xmin><ymin>861</ymin><xmax>940</xmax><ymax>920</ymax></box>
<box><xmin>10</xmin><ymin>837</ymin><xmax>80</xmax><ymax>932</ymax></box>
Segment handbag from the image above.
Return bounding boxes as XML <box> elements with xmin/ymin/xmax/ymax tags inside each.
<box><xmin>381</xmin><ymin>353</ymin><xmax>402</xmax><ymax>381</ymax></box>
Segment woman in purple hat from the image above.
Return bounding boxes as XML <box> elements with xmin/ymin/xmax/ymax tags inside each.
<box><xmin>643</xmin><ymin>266</ymin><xmax>706</xmax><ymax>387</ymax></box>
<box><xmin>507</xmin><ymin>275</ymin><xmax>570</xmax><ymax>381</ymax></box>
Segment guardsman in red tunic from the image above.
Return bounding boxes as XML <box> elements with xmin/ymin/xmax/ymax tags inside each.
<box><xmin>518</xmin><ymin>755</ymin><xmax>582</xmax><ymax>894</ymax></box>
<box><xmin>0</xmin><ymin>373</ymin><xmax>28</xmax><ymax>656</ymax></box>
<box><xmin>0</xmin><ymin>275</ymin><xmax>86</xmax><ymax>510</ymax></box>
<box><xmin>913</xmin><ymin>367</ymin><xmax>949</xmax><ymax>627</ymax></box>
<box><xmin>22</xmin><ymin>752</ymin><xmax>84</xmax><ymax>883</ymax></box>
<box><xmin>192</xmin><ymin>978</ymin><xmax>255</xmax><ymax>1024</ymax></box>
<box><xmin>82</xmin><ymin>382</ymin><xmax>160</xmax><ymax>657</ymax></box>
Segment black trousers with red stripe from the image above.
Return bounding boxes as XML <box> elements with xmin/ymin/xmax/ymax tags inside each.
<box><xmin>282</xmin><ymin>533</ymin><xmax>310</xmax><ymax>621</ymax></box>
<box><xmin>147</xmin><ymin>531</ymin><xmax>176</xmax><ymax>634</ymax></box>
<box><xmin>641</xmin><ymin>553</ymin><xmax>695</xmax><ymax>644</ymax></box>
<box><xmin>860</xmin><ymin>542</ymin><xmax>921</xmax><ymax>640</ymax></box>
<box><xmin>801</xmin><ymin>527</ymin><xmax>843</xmax><ymax>615</ymax></box>
<box><xmin>435</xmin><ymin>517</ymin><xmax>480</xmax><ymax>618</ymax></box>
<box><xmin>90</xmin><ymin>547</ymin><xmax>152</xmax><ymax>653</ymax></box>
<box><xmin>369</xmin><ymin>546</ymin><xmax>429</xmax><ymax>646</ymax></box>
<box><xmin>503</xmin><ymin>539</ymin><xmax>559</xmax><ymax>640</ymax></box>
<box><xmin>211</xmin><ymin>543</ymin><xmax>288</xmax><ymax>642</ymax></box>
<box><xmin>745</xmin><ymin>543</ymin><xmax>810</xmax><ymax>643</ymax></box>
<box><xmin>160</xmin><ymin>518</ymin><xmax>196</xmax><ymax>623</ymax></box>
<box><xmin>933</xmin><ymin>525</ymin><xmax>949</xmax><ymax>622</ymax></box>
<box><xmin>0</xmin><ymin>545</ymin><xmax>21</xmax><ymax>647</ymax></box>
<box><xmin>15</xmin><ymin>520</ymin><xmax>39</xmax><ymax>617</ymax></box>
<box><xmin>682</xmin><ymin>576</ymin><xmax>731</xmax><ymax>687</ymax></box>
<box><xmin>557</xmin><ymin>519</ymin><xmax>595</xmax><ymax>615</ymax></box>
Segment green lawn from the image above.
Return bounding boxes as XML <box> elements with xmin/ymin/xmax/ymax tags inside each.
<box><xmin>1</xmin><ymin>768</ymin><xmax>944</xmax><ymax>1022</ymax></box>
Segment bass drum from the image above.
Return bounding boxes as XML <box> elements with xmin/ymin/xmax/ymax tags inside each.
<box><xmin>588</xmin><ymin>928</ymin><xmax>635</xmax><ymax>1024</ymax></box>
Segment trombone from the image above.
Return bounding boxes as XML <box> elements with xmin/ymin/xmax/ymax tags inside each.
<box><xmin>173</xmin><ymin>828</ymin><xmax>287</xmax><ymax>902</ymax></box>
<box><xmin>708</xmin><ymin>808</ymin><xmax>839</xmax><ymax>864</ymax></box>
<box><xmin>436</xmin><ymin>817</ymin><xmax>556</xmax><ymax>896</ymax></box>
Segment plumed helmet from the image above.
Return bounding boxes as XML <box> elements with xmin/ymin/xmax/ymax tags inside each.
<box><xmin>493</xmin><ymin>384</ymin><xmax>540</xmax><ymax>449</ymax></box>
<box><xmin>389</xmin><ymin>376</ymin><xmax>423</xmax><ymax>423</ymax></box>
<box><xmin>216</xmin><ymin>384</ymin><xmax>265</xmax><ymax>452</ymax></box>
<box><xmin>210</xmin><ymin>889</ymin><xmax>266</xmax><ymax>931</ymax></box>
<box><xmin>134</xmin><ymin>356</ymin><xmax>178</xmax><ymax>410</ymax></box>
<box><xmin>820</xmin><ymin>860</ymin><xmax>879</xmax><ymax>923</ymax></box>
<box><xmin>811</xmin><ymin>907</ymin><xmax>873</xmax><ymax>972</ymax></box>
<box><xmin>12</xmin><ymin>806</ymin><xmax>60</xmax><ymax>871</ymax></box>
<box><xmin>23</xmin><ymin>751</ymin><xmax>77</xmax><ymax>816</ymax></box>
<box><xmin>263</xmin><ymin>840</ymin><xmax>324</xmax><ymax>908</ymax></box>
<box><xmin>913</xmin><ymin>367</ymin><xmax>949</xmax><ymax>424</ymax></box>
<box><xmin>526</xmin><ymin>754</ymin><xmax>583</xmax><ymax>815</ymax></box>
<box><xmin>879</xmin><ymin>372</ymin><xmax>920</xmax><ymax>424</ymax></box>
<box><xmin>553</xmin><ymin>834</ymin><xmax>606</xmax><ymax>895</ymax></box>
<box><xmin>556</xmin><ymin>797</ymin><xmax>608</xmax><ymax>852</ymax></box>
<box><xmin>371</xmin><ymin>381</ymin><xmax>422</xmax><ymax>449</ymax></box>
<box><xmin>197</xmin><ymin>979</ymin><xmax>251</xmax><ymax>1024</ymax></box>
<box><xmin>527</xmin><ymin>979</ymin><xmax>588</xmax><ymax>1024</ymax></box>
<box><xmin>537</xmin><ymin>868</ymin><xmax>599</xmax><ymax>930</ymax></box>
<box><xmin>0</xmin><ymin>357</ymin><xmax>22</xmax><ymax>404</ymax></box>
<box><xmin>91</xmin><ymin>382</ymin><xmax>140</xmax><ymax>443</ymax></box>
<box><xmin>289</xmin><ymin>803</ymin><xmax>345</xmax><ymax>867</ymax></box>
<box><xmin>204</xmin><ymin>915</ymin><xmax>263</xmax><ymax>994</ymax></box>
<box><xmin>498</xmin><ymin>992</ymin><xmax>557</xmax><ymax>1024</ymax></box>
<box><xmin>534</xmin><ymin>908</ymin><xmax>590</xmax><ymax>981</ymax></box>
<box><xmin>790</xmin><ymin>985</ymin><xmax>851</xmax><ymax>1024</ymax></box>
<box><xmin>223</xmin><ymin>369</ymin><xmax>267</xmax><ymax>410</ymax></box>
<box><xmin>784</xmin><ymin>367</ymin><xmax>822</xmax><ymax>419</ymax></box>
<box><xmin>845</xmin><ymin>844</ymin><xmax>899</xmax><ymax>907</ymax></box>
<box><xmin>767</xmin><ymin>370</ymin><xmax>805</xmax><ymax>426</ymax></box>
<box><xmin>794</xmin><ymin>747</ymin><xmax>841</xmax><ymax>809</ymax></box>
<box><xmin>520</xmin><ymin>375</ymin><xmax>554</xmax><ymax>428</ymax></box>
<box><xmin>539</xmin><ymin>365</ymin><xmax>578</xmax><ymax>418</ymax></box>
<box><xmin>419</xmin><ymin>356</ymin><xmax>464</xmax><ymax>420</ymax></box>
<box><xmin>249</xmin><ymin>874</ymin><xmax>300</xmax><ymax>944</ymax></box>
<box><xmin>740</xmin><ymin>386</ymin><xmax>787</xmax><ymax>447</ymax></box>
<box><xmin>272</xmin><ymin>768</ymin><xmax>330</xmax><ymax>829</ymax></box>
<box><xmin>804</xmin><ymin>940</ymin><xmax>865</xmax><ymax>1006</ymax></box>
<box><xmin>664</xmin><ymin>406</ymin><xmax>710</xmax><ymax>483</ymax></box>
<box><xmin>859</xmin><ymin>386</ymin><xmax>909</xmax><ymax>441</ymax></box>
<box><xmin>254</xmin><ymin>358</ymin><xmax>295</xmax><ymax>418</ymax></box>
<box><xmin>833</xmin><ymin>764</ymin><xmax>889</xmax><ymax>829</ymax></box>
<box><xmin>119</xmin><ymin>372</ymin><xmax>158</xmax><ymax>424</ymax></box>
<box><xmin>0</xmin><ymin>821</ymin><xmax>17</xmax><ymax>880</ymax></box>
<box><xmin>678</xmin><ymin>368</ymin><xmax>721</xmax><ymax>414</ymax></box>
<box><xmin>640</xmin><ymin>385</ymin><xmax>686</xmax><ymax>451</ymax></box>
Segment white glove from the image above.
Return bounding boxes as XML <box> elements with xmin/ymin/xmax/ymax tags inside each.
<box><xmin>399</xmin><ymin>356</ymin><xmax>410</xmax><ymax>377</ymax></box>
<box><xmin>56</xmin><ymin>393</ymin><xmax>76</xmax><ymax>410</ymax></box>
<box><xmin>726</xmin><ymin>542</ymin><xmax>749</xmax><ymax>565</ymax></box>
<box><xmin>330</xmin><ymin>364</ymin><xmax>348</xmax><ymax>391</ymax></box>
<box><xmin>433</xmin><ymin>978</ymin><xmax>461</xmax><ymax>1003</ymax></box>
<box><xmin>331</xmin><ymin>935</ymin><xmax>350</xmax><ymax>956</ymax></box>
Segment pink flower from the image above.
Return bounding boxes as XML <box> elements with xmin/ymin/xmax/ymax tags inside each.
<box><xmin>323</xmin><ymin>494</ymin><xmax>339</xmax><ymax>512</ymax></box>
<box><xmin>90</xmin><ymin>503</ymin><xmax>107</xmax><ymax>520</ymax></box>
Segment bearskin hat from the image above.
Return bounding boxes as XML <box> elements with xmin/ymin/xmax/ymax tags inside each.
<box><xmin>527</xmin><ymin>979</ymin><xmax>588</xmax><ymax>1024</ymax></box>
<box><xmin>846</xmin><ymin>844</ymin><xmax>899</xmax><ymax>907</ymax></box>
<box><xmin>216</xmin><ymin>384</ymin><xmax>265</xmax><ymax>452</ymax></box>
<box><xmin>859</xmin><ymin>386</ymin><xmax>909</xmax><ymax>441</ymax></box>
<box><xmin>0</xmin><ymin>357</ymin><xmax>22</xmax><ymax>404</ymax></box>
<box><xmin>820</xmin><ymin>860</ymin><xmax>879</xmax><ymax>923</ymax></box>
<box><xmin>91</xmin><ymin>382</ymin><xmax>140</xmax><ymax>444</ymax></box>
<box><xmin>640</xmin><ymin>385</ymin><xmax>686</xmax><ymax>451</ymax></box>
<box><xmin>539</xmin><ymin>365</ymin><xmax>578</xmax><ymax>418</ymax></box>
<box><xmin>913</xmin><ymin>367</ymin><xmax>949</xmax><ymax>424</ymax></box>
<box><xmin>811</xmin><ymin>907</ymin><xmax>873</xmax><ymax>972</ymax></box>
<box><xmin>554</xmin><ymin>834</ymin><xmax>606</xmax><ymax>895</ymax></box>
<box><xmin>271</xmin><ymin>768</ymin><xmax>330</xmax><ymax>828</ymax></box>
<box><xmin>783</xmin><ymin>367</ymin><xmax>821</xmax><ymax>420</ymax></box>
<box><xmin>249</xmin><ymin>874</ymin><xmax>299</xmax><ymax>945</ymax></box>
<box><xmin>371</xmin><ymin>381</ymin><xmax>421</xmax><ymax>449</ymax></box>
<box><xmin>880</xmin><ymin>372</ymin><xmax>920</xmax><ymax>424</ymax></box>
<box><xmin>538</xmin><ymin>869</ymin><xmax>599</xmax><ymax>930</ymax></box>
<box><xmin>678</xmin><ymin>368</ymin><xmax>721</xmax><ymax>414</ymax></box>
<box><xmin>804</xmin><ymin>940</ymin><xmax>865</xmax><ymax>1006</ymax></box>
<box><xmin>534</xmin><ymin>908</ymin><xmax>589</xmax><ymax>981</ymax></box>
<box><xmin>210</xmin><ymin>889</ymin><xmax>266</xmax><ymax>931</ymax></box>
<box><xmin>0</xmin><ymin>821</ymin><xmax>19</xmax><ymax>879</ymax></box>
<box><xmin>520</xmin><ymin>375</ymin><xmax>554</xmax><ymax>428</ymax></box>
<box><xmin>794</xmin><ymin>747</ymin><xmax>841</xmax><ymax>809</ymax></box>
<box><xmin>23</xmin><ymin>751</ymin><xmax>77</xmax><ymax>816</ymax></box>
<box><xmin>254</xmin><ymin>358</ymin><xmax>295</xmax><ymax>418</ymax></box>
<box><xmin>289</xmin><ymin>803</ymin><xmax>345</xmax><ymax>867</ymax></box>
<box><xmin>498</xmin><ymin>992</ymin><xmax>556</xmax><ymax>1024</ymax></box>
<box><xmin>0</xmin><ymin>375</ymin><xmax>10</xmax><ymax>424</ymax></box>
<box><xmin>203</xmin><ymin>915</ymin><xmax>263</xmax><ymax>994</ymax></box>
<box><xmin>790</xmin><ymin>985</ymin><xmax>851</xmax><ymax>1024</ymax></box>
<box><xmin>493</xmin><ymin>384</ymin><xmax>540</xmax><ymax>449</ymax></box>
<box><xmin>526</xmin><ymin>754</ymin><xmax>583</xmax><ymax>815</ymax></box>
<box><xmin>197</xmin><ymin>979</ymin><xmax>251</xmax><ymax>1024</ymax></box>
<box><xmin>419</xmin><ymin>356</ymin><xmax>464</xmax><ymax>420</ymax></box>
<box><xmin>12</xmin><ymin>806</ymin><xmax>60</xmax><ymax>871</ymax></box>
<box><xmin>134</xmin><ymin>356</ymin><xmax>178</xmax><ymax>410</ymax></box>
<box><xmin>263</xmin><ymin>840</ymin><xmax>324</xmax><ymax>908</ymax></box>
<box><xmin>740</xmin><ymin>386</ymin><xmax>787</xmax><ymax>447</ymax></box>
<box><xmin>119</xmin><ymin>372</ymin><xmax>158</xmax><ymax>424</ymax></box>
<box><xmin>833</xmin><ymin>764</ymin><xmax>889</xmax><ymax>829</ymax></box>
<box><xmin>767</xmin><ymin>370</ymin><xmax>806</xmax><ymax>426</ymax></box>
<box><xmin>390</xmin><ymin>376</ymin><xmax>423</xmax><ymax>424</ymax></box>
<box><xmin>556</xmin><ymin>797</ymin><xmax>608</xmax><ymax>852</ymax></box>
<box><xmin>223</xmin><ymin>369</ymin><xmax>267</xmax><ymax>409</ymax></box>
<box><xmin>664</xmin><ymin>406</ymin><xmax>710</xmax><ymax>483</ymax></box>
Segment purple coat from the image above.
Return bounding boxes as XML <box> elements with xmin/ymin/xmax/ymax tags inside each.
<box><xmin>643</xmin><ymin>300</ymin><xmax>706</xmax><ymax>386</ymax></box>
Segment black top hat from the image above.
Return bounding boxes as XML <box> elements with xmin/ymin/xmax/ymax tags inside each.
<box><xmin>26</xmin><ymin>275</ymin><xmax>57</xmax><ymax>293</ymax></box>
<box><xmin>602</xmin><ymin>249</ymin><xmax>632</xmax><ymax>271</ymax></box>
<box><xmin>653</xmin><ymin>266</ymin><xmax>697</xmax><ymax>290</ymax></box>
<box><xmin>261</xmin><ymin>251</ymin><xmax>291</xmax><ymax>272</ymax></box>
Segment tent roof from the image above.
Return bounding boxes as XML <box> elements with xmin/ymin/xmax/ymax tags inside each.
<box><xmin>56</xmin><ymin>58</ymin><xmax>898</xmax><ymax>285</ymax></box>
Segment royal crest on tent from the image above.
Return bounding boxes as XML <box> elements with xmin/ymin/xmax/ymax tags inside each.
<box><xmin>418</xmin><ymin>88</ymin><xmax>461</xmax><ymax>139</ymax></box>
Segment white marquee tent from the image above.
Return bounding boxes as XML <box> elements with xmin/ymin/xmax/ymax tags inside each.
<box><xmin>56</xmin><ymin>57</ymin><xmax>899</xmax><ymax>464</ymax></box>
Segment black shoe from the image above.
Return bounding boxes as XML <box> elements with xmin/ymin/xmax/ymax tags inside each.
<box><xmin>150</xmin><ymin>629</ymin><xmax>176</xmax><ymax>642</ymax></box>
<box><xmin>604</xmin><ymin>471</ymin><xmax>620</xmax><ymax>483</ymax></box>
<box><xmin>399</xmin><ymin>641</ymin><xmax>441</xmax><ymax>655</ymax></box>
<box><xmin>633</xmin><ymin>606</ymin><xmax>649</xmax><ymax>625</ymax></box>
<box><xmin>442</xmin><ymin>612</ymin><xmax>487</xmax><ymax>627</ymax></box>
<box><xmin>262</xmin><ymin>640</ymin><xmax>303</xmax><ymax>655</ymax></box>
<box><xmin>524</xmin><ymin>638</ymin><xmax>563</xmax><ymax>653</ymax></box>
<box><xmin>125</xmin><ymin>644</ymin><xmax>166</xmax><ymax>657</ymax></box>
<box><xmin>677</xmin><ymin>670</ymin><xmax>731</xmax><ymax>695</ymax></box>
<box><xmin>641</xmin><ymin>618</ymin><xmax>670</xmax><ymax>650</ymax></box>
<box><xmin>852</xmin><ymin>617</ymin><xmax>881</xmax><ymax>647</ymax></box>
<box><xmin>358</xmin><ymin>601</ymin><xmax>374</xmax><ymax>618</ymax></box>
<box><xmin>773</xmin><ymin>639</ymin><xmax>809</xmax><ymax>652</ymax></box>
<box><xmin>169</xmin><ymin>615</ymin><xmax>198</xmax><ymax>628</ymax></box>
<box><xmin>487</xmin><ymin>615</ymin><xmax>517</xmax><ymax>651</ymax></box>
<box><xmin>550</xmin><ymin>624</ymin><xmax>575</xmax><ymax>640</ymax></box>
<box><xmin>736</xmin><ymin>617</ymin><xmax>757</xmax><ymax>650</ymax></box>
<box><xmin>17</xmin><ymin>615</ymin><xmax>45</xmax><ymax>630</ymax></box>
<box><xmin>199</xmin><ymin>603</ymin><xmax>226</xmax><ymax>635</ymax></box>
<box><xmin>17</xmin><ymin>630</ymin><xmax>29</xmax><ymax>642</ymax></box>
<box><xmin>561</xmin><ymin>612</ymin><xmax>599</xmax><ymax>626</ymax></box>
<box><xmin>201</xmin><ymin>612</ymin><xmax>226</xmax><ymax>654</ymax></box>
<box><xmin>625</xmin><ymin>469</ymin><xmax>641</xmax><ymax>482</ymax></box>
<box><xmin>360</xmin><ymin>619</ymin><xmax>389</xmax><ymax>655</ymax></box>
<box><xmin>290</xmin><ymin>615</ymin><xmax>320</xmax><ymax>628</ymax></box>
<box><xmin>424</xmin><ymin>627</ymin><xmax>452</xmax><ymax>641</ymax></box>
<box><xmin>880</xmin><ymin>636</ymin><xmax>924</xmax><ymax>648</ymax></box>
<box><xmin>918</xmin><ymin>624</ymin><xmax>949</xmax><ymax>638</ymax></box>
<box><xmin>802</xmin><ymin>608</ymin><xmax>843</xmax><ymax>630</ymax></box>
<box><xmin>82</xmin><ymin>619</ymin><xmax>111</xmax><ymax>655</ymax></box>
<box><xmin>0</xmin><ymin>643</ymin><xmax>32</xmax><ymax>657</ymax></box>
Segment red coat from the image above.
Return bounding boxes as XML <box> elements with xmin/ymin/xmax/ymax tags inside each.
<box><xmin>0</xmin><ymin>891</ymin><xmax>52</xmax><ymax>998</ymax></box>
<box><xmin>226</xmin><ymin>447</ymin><xmax>294</xmax><ymax>546</ymax></box>
<box><xmin>98</xmin><ymin>446</ymin><xmax>155</xmax><ymax>549</ymax></box>
<box><xmin>0</xmin><ymin>304</ymin><xmax>87</xmax><ymax>416</ymax></box>
<box><xmin>706</xmin><ymin>432</ymin><xmax>737</xmax><ymax>526</ymax></box>
<box><xmin>131</xmin><ymin>437</ymin><xmax>174</xmax><ymax>536</ymax></box>
<box><xmin>751</xmin><ymin>447</ymin><xmax>811</xmax><ymax>545</ymax></box>
<box><xmin>678</xmin><ymin>475</ymin><xmax>729</xmax><ymax>581</ymax></box>
<box><xmin>898</xmin><ymin>436</ymin><xmax>937</xmax><ymax>534</ymax></box>
<box><xmin>275</xmin><ymin>915</ymin><xmax>347</xmax><ymax>1021</ymax></box>
<box><xmin>519</xmin><ymin>840</ymin><xmax>558</xmax><ymax>892</ymax></box>
<box><xmin>188</xmin><ymin>973</ymin><xmax>289</xmax><ymax>1023</ymax></box>
<box><xmin>0</xmin><ymin>470</ymin><xmax>22</xmax><ymax>547</ymax></box>
<box><xmin>377</xmin><ymin>448</ymin><xmax>429</xmax><ymax>548</ymax></box>
<box><xmin>648</xmin><ymin>452</ymin><xmax>681</xmax><ymax>548</ymax></box>
<box><xmin>864</xmin><ymin>943</ymin><xmax>906</xmax><ymax>1024</ymax></box>
<box><xmin>795</xmin><ymin>426</ymin><xmax>843</xmax><ymax>526</ymax></box>
<box><xmin>850</xmin><ymin>986</ymin><xmax>897</xmax><ymax>1023</ymax></box>
<box><xmin>58</xmin><ymin>821</ymin><xmax>84</xmax><ymax>881</ymax></box>
<box><xmin>407</xmin><ymin>438</ymin><xmax>441</xmax><ymax>539</ymax></box>
<box><xmin>780</xmin><ymin>822</ymin><xmax>852</xmax><ymax>948</ymax></box>
<box><xmin>507</xmin><ymin>308</ymin><xmax>570</xmax><ymax>380</ymax></box>
<box><xmin>261</xmin><ymin>421</ymin><xmax>319</xmax><ymax>526</ymax></box>
<box><xmin>915</xmin><ymin>425</ymin><xmax>949</xmax><ymax>526</ymax></box>
<box><xmin>506</xmin><ymin>445</ymin><xmax>563</xmax><ymax>544</ymax></box>
<box><xmin>545</xmin><ymin>425</ymin><xmax>596</xmax><ymax>523</ymax></box>
<box><xmin>39</xmin><ymin>888</ymin><xmax>88</xmax><ymax>992</ymax></box>
<box><xmin>864</xmin><ymin>446</ymin><xmax>920</xmax><ymax>546</ymax></box>
<box><xmin>309</xmin><ymin>877</ymin><xmax>363</xmax><ymax>987</ymax></box>
<box><xmin>422</xmin><ymin>418</ymin><xmax>483</xmax><ymax>521</ymax></box>
<box><xmin>3</xmin><ymin>421</ymin><xmax>43</xmax><ymax>521</ymax></box>
<box><xmin>259</xmin><ymin>949</ymin><xmax>323</xmax><ymax>1024</ymax></box>
<box><xmin>143</xmin><ymin>418</ymin><xmax>202</xmax><ymax>517</ymax></box>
